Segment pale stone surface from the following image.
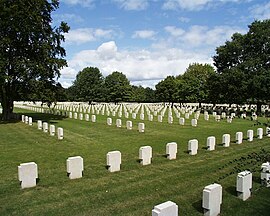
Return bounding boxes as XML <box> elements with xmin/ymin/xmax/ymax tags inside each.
<box><xmin>138</xmin><ymin>123</ymin><xmax>145</xmax><ymax>133</ymax></box>
<box><xmin>222</xmin><ymin>134</ymin><xmax>230</xmax><ymax>147</ymax></box>
<box><xmin>207</xmin><ymin>136</ymin><xmax>215</xmax><ymax>151</ymax></box>
<box><xmin>266</xmin><ymin>127</ymin><xmax>270</xmax><ymax>137</ymax></box>
<box><xmin>69</xmin><ymin>112</ymin><xmax>73</xmax><ymax>118</ymax></box>
<box><xmin>261</xmin><ymin>162</ymin><xmax>270</xmax><ymax>187</ymax></box>
<box><xmin>236</xmin><ymin>132</ymin><xmax>243</xmax><ymax>144</ymax></box>
<box><xmin>257</xmin><ymin>128</ymin><xmax>263</xmax><ymax>139</ymax></box>
<box><xmin>18</xmin><ymin>162</ymin><xmax>38</xmax><ymax>189</ymax></box>
<box><xmin>221</xmin><ymin>112</ymin><xmax>226</xmax><ymax>119</ymax></box>
<box><xmin>66</xmin><ymin>156</ymin><xmax>84</xmax><ymax>179</ymax></box>
<box><xmin>126</xmin><ymin>120</ymin><xmax>132</xmax><ymax>130</ymax></box>
<box><xmin>85</xmin><ymin>114</ymin><xmax>89</xmax><ymax>121</ymax></box>
<box><xmin>152</xmin><ymin>201</ymin><xmax>178</xmax><ymax>216</ymax></box>
<box><xmin>158</xmin><ymin>115</ymin><xmax>163</xmax><ymax>123</ymax></box>
<box><xmin>107</xmin><ymin>151</ymin><xmax>121</xmax><ymax>172</ymax></box>
<box><xmin>202</xmin><ymin>183</ymin><xmax>222</xmax><ymax>216</ymax></box>
<box><xmin>215</xmin><ymin>115</ymin><xmax>221</xmax><ymax>122</ymax></box>
<box><xmin>166</xmin><ymin>142</ymin><xmax>177</xmax><ymax>160</ymax></box>
<box><xmin>236</xmin><ymin>171</ymin><xmax>252</xmax><ymax>201</ymax></box>
<box><xmin>191</xmin><ymin>119</ymin><xmax>197</xmax><ymax>127</ymax></box>
<box><xmin>25</xmin><ymin>116</ymin><xmax>29</xmax><ymax>124</ymax></box>
<box><xmin>91</xmin><ymin>115</ymin><xmax>96</xmax><ymax>122</ymax></box>
<box><xmin>57</xmin><ymin>127</ymin><xmax>64</xmax><ymax>140</ymax></box>
<box><xmin>132</xmin><ymin>113</ymin><xmax>136</xmax><ymax>119</ymax></box>
<box><xmin>116</xmin><ymin>119</ymin><xmax>122</xmax><ymax>128</ymax></box>
<box><xmin>148</xmin><ymin>114</ymin><xmax>153</xmax><ymax>121</ymax></box>
<box><xmin>139</xmin><ymin>146</ymin><xmax>152</xmax><ymax>165</ymax></box>
<box><xmin>28</xmin><ymin>117</ymin><xmax>33</xmax><ymax>126</ymax></box>
<box><xmin>74</xmin><ymin>112</ymin><xmax>78</xmax><ymax>119</ymax></box>
<box><xmin>49</xmin><ymin>125</ymin><xmax>55</xmax><ymax>136</ymax></box>
<box><xmin>247</xmin><ymin>130</ymin><xmax>253</xmax><ymax>142</ymax></box>
<box><xmin>204</xmin><ymin>114</ymin><xmax>209</xmax><ymax>121</ymax></box>
<box><xmin>179</xmin><ymin>117</ymin><xmax>185</xmax><ymax>125</ymax></box>
<box><xmin>107</xmin><ymin>117</ymin><xmax>112</xmax><ymax>126</ymax></box>
<box><xmin>188</xmin><ymin>139</ymin><xmax>198</xmax><ymax>155</ymax></box>
<box><xmin>227</xmin><ymin>116</ymin><xmax>232</xmax><ymax>123</ymax></box>
<box><xmin>37</xmin><ymin>120</ymin><xmax>42</xmax><ymax>130</ymax></box>
<box><xmin>185</xmin><ymin>113</ymin><xmax>190</xmax><ymax>119</ymax></box>
<box><xmin>22</xmin><ymin>115</ymin><xmax>25</xmax><ymax>122</ymax></box>
<box><xmin>168</xmin><ymin>116</ymin><xmax>173</xmax><ymax>124</ymax></box>
<box><xmin>140</xmin><ymin>113</ymin><xmax>144</xmax><ymax>120</ymax></box>
<box><xmin>79</xmin><ymin>113</ymin><xmax>83</xmax><ymax>120</ymax></box>
<box><xmin>43</xmin><ymin>122</ymin><xmax>48</xmax><ymax>133</ymax></box>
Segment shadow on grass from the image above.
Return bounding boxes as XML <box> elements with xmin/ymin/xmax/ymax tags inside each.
<box><xmin>225</xmin><ymin>186</ymin><xmax>237</xmax><ymax>197</ymax></box>
<box><xmin>192</xmin><ymin>199</ymin><xmax>203</xmax><ymax>214</ymax></box>
<box><xmin>253</xmin><ymin>175</ymin><xmax>261</xmax><ymax>184</ymax></box>
<box><xmin>0</xmin><ymin>112</ymin><xmax>67</xmax><ymax>125</ymax></box>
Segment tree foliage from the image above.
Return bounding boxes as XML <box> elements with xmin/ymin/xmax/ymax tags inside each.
<box><xmin>72</xmin><ymin>67</ymin><xmax>104</xmax><ymax>103</ymax></box>
<box><xmin>0</xmin><ymin>0</ymin><xmax>69</xmax><ymax>120</ymax></box>
<box><xmin>104</xmin><ymin>71</ymin><xmax>131</xmax><ymax>103</ymax></box>
<box><xmin>213</xmin><ymin>19</ymin><xmax>270</xmax><ymax>109</ymax></box>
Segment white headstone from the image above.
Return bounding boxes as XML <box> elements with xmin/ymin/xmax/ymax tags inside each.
<box><xmin>247</xmin><ymin>130</ymin><xmax>253</xmax><ymax>142</ymax></box>
<box><xmin>132</xmin><ymin>113</ymin><xmax>136</xmax><ymax>119</ymax></box>
<box><xmin>222</xmin><ymin>134</ymin><xmax>230</xmax><ymax>147</ymax></box>
<box><xmin>49</xmin><ymin>125</ymin><xmax>55</xmax><ymax>136</ymax></box>
<box><xmin>179</xmin><ymin>118</ymin><xmax>185</xmax><ymax>126</ymax></box>
<box><xmin>66</xmin><ymin>156</ymin><xmax>84</xmax><ymax>179</ymax></box>
<box><xmin>18</xmin><ymin>162</ymin><xmax>38</xmax><ymax>189</ymax></box>
<box><xmin>158</xmin><ymin>115</ymin><xmax>163</xmax><ymax>123</ymax></box>
<box><xmin>91</xmin><ymin>115</ymin><xmax>96</xmax><ymax>122</ymax></box>
<box><xmin>74</xmin><ymin>112</ymin><xmax>77</xmax><ymax>119</ymax></box>
<box><xmin>215</xmin><ymin>115</ymin><xmax>221</xmax><ymax>122</ymax></box>
<box><xmin>204</xmin><ymin>114</ymin><xmax>209</xmax><ymax>121</ymax></box>
<box><xmin>191</xmin><ymin>119</ymin><xmax>197</xmax><ymax>127</ymax></box>
<box><xmin>28</xmin><ymin>117</ymin><xmax>32</xmax><ymax>126</ymax></box>
<box><xmin>57</xmin><ymin>127</ymin><xmax>64</xmax><ymax>140</ymax></box>
<box><xmin>138</xmin><ymin>123</ymin><xmax>145</xmax><ymax>133</ymax></box>
<box><xmin>257</xmin><ymin>128</ymin><xmax>263</xmax><ymax>139</ymax></box>
<box><xmin>37</xmin><ymin>120</ymin><xmax>42</xmax><ymax>130</ymax></box>
<box><xmin>166</xmin><ymin>142</ymin><xmax>177</xmax><ymax>160</ymax></box>
<box><xmin>168</xmin><ymin>116</ymin><xmax>173</xmax><ymax>124</ymax></box>
<box><xmin>107</xmin><ymin>151</ymin><xmax>121</xmax><ymax>172</ymax></box>
<box><xmin>236</xmin><ymin>170</ymin><xmax>252</xmax><ymax>201</ymax></box>
<box><xmin>21</xmin><ymin>115</ymin><xmax>25</xmax><ymax>122</ymax></box>
<box><xmin>185</xmin><ymin>113</ymin><xmax>190</xmax><ymax>119</ymax></box>
<box><xmin>79</xmin><ymin>113</ymin><xmax>83</xmax><ymax>120</ymax></box>
<box><xmin>126</xmin><ymin>120</ymin><xmax>132</xmax><ymax>130</ymax></box>
<box><xmin>140</xmin><ymin>113</ymin><xmax>144</xmax><ymax>120</ymax></box>
<box><xmin>116</xmin><ymin>119</ymin><xmax>122</xmax><ymax>128</ymax></box>
<box><xmin>236</xmin><ymin>132</ymin><xmax>243</xmax><ymax>144</ymax></box>
<box><xmin>261</xmin><ymin>162</ymin><xmax>270</xmax><ymax>187</ymax></box>
<box><xmin>43</xmin><ymin>122</ymin><xmax>48</xmax><ymax>133</ymax></box>
<box><xmin>188</xmin><ymin>139</ymin><xmax>198</xmax><ymax>155</ymax></box>
<box><xmin>207</xmin><ymin>136</ymin><xmax>215</xmax><ymax>151</ymax></box>
<box><xmin>85</xmin><ymin>114</ymin><xmax>89</xmax><ymax>121</ymax></box>
<box><xmin>202</xmin><ymin>183</ymin><xmax>222</xmax><ymax>216</ymax></box>
<box><xmin>107</xmin><ymin>117</ymin><xmax>112</xmax><ymax>126</ymax></box>
<box><xmin>139</xmin><ymin>146</ymin><xmax>152</xmax><ymax>165</ymax></box>
<box><xmin>152</xmin><ymin>201</ymin><xmax>178</xmax><ymax>216</ymax></box>
<box><xmin>25</xmin><ymin>116</ymin><xmax>29</xmax><ymax>124</ymax></box>
<box><xmin>69</xmin><ymin>112</ymin><xmax>73</xmax><ymax>118</ymax></box>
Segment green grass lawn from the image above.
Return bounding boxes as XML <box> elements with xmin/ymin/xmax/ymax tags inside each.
<box><xmin>1</xmin><ymin>107</ymin><xmax>270</xmax><ymax>215</ymax></box>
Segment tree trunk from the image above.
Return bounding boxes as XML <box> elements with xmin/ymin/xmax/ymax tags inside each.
<box><xmin>256</xmin><ymin>101</ymin><xmax>262</xmax><ymax>115</ymax></box>
<box><xmin>1</xmin><ymin>84</ymin><xmax>14</xmax><ymax>121</ymax></box>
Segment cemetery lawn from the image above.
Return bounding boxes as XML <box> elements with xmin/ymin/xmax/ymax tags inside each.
<box><xmin>1</xmin><ymin>109</ymin><xmax>270</xmax><ymax>215</ymax></box>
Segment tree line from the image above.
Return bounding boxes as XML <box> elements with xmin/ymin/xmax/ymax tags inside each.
<box><xmin>1</xmin><ymin>0</ymin><xmax>270</xmax><ymax>120</ymax></box>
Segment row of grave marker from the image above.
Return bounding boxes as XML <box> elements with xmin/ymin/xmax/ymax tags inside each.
<box><xmin>21</xmin><ymin>115</ymin><xmax>64</xmax><ymax>140</ymax></box>
<box><xmin>18</xmin><ymin>160</ymin><xmax>270</xmax><ymax>216</ymax></box>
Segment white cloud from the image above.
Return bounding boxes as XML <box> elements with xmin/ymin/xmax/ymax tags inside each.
<box><xmin>162</xmin><ymin>0</ymin><xmax>252</xmax><ymax>11</ymax></box>
<box><xmin>165</xmin><ymin>26</ymin><xmax>185</xmax><ymax>37</ymax></box>
<box><xmin>60</xmin><ymin>40</ymin><xmax>212</xmax><ymax>88</ymax></box>
<box><xmin>113</xmin><ymin>0</ymin><xmax>149</xmax><ymax>10</ymax></box>
<box><xmin>178</xmin><ymin>16</ymin><xmax>190</xmax><ymax>23</ymax></box>
<box><xmin>250</xmin><ymin>2</ymin><xmax>270</xmax><ymax>20</ymax></box>
<box><xmin>132</xmin><ymin>30</ymin><xmax>156</xmax><ymax>39</ymax></box>
<box><xmin>53</xmin><ymin>13</ymin><xmax>84</xmax><ymax>24</ymax></box>
<box><xmin>64</xmin><ymin>28</ymin><xmax>115</xmax><ymax>44</ymax></box>
<box><xmin>62</xmin><ymin>0</ymin><xmax>95</xmax><ymax>7</ymax></box>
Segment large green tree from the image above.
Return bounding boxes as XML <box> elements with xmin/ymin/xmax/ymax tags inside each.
<box><xmin>176</xmin><ymin>63</ymin><xmax>215</xmax><ymax>105</ymax></box>
<box><xmin>0</xmin><ymin>0</ymin><xmax>69</xmax><ymax>120</ymax></box>
<box><xmin>104</xmin><ymin>71</ymin><xmax>131</xmax><ymax>103</ymax></box>
<box><xmin>155</xmin><ymin>76</ymin><xmax>178</xmax><ymax>104</ymax></box>
<box><xmin>213</xmin><ymin>19</ymin><xmax>270</xmax><ymax>112</ymax></box>
<box><xmin>72</xmin><ymin>67</ymin><xmax>104</xmax><ymax>103</ymax></box>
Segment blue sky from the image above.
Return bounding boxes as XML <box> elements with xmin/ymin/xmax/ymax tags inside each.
<box><xmin>53</xmin><ymin>0</ymin><xmax>270</xmax><ymax>89</ymax></box>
